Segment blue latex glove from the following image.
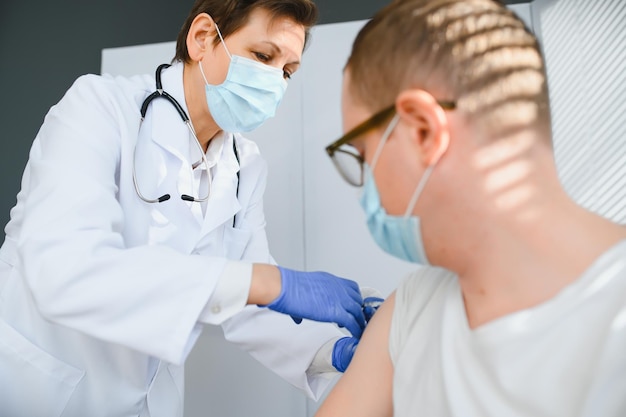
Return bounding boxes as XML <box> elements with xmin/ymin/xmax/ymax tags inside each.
<box><xmin>332</xmin><ymin>336</ymin><xmax>358</xmax><ymax>372</ymax></box>
<box><xmin>266</xmin><ymin>266</ymin><xmax>366</xmax><ymax>338</ymax></box>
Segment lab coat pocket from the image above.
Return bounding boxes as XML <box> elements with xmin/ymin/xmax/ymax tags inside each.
<box><xmin>223</xmin><ymin>227</ymin><xmax>252</xmax><ymax>260</ymax></box>
<box><xmin>0</xmin><ymin>319</ymin><xmax>84</xmax><ymax>417</ymax></box>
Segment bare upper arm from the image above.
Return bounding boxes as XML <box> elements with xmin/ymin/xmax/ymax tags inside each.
<box><xmin>314</xmin><ymin>291</ymin><xmax>396</xmax><ymax>417</ymax></box>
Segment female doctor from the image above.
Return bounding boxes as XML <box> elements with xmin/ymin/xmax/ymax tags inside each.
<box><xmin>0</xmin><ymin>1</ymin><xmax>366</xmax><ymax>416</ymax></box>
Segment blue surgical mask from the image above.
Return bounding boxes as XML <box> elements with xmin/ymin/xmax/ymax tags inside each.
<box><xmin>199</xmin><ymin>24</ymin><xmax>287</xmax><ymax>133</ymax></box>
<box><xmin>359</xmin><ymin>115</ymin><xmax>435</xmax><ymax>265</ymax></box>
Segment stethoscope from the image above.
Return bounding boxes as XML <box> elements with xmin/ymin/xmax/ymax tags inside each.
<box><xmin>133</xmin><ymin>63</ymin><xmax>240</xmax><ymax>208</ymax></box>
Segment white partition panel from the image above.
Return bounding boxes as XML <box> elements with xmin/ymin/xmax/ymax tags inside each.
<box><xmin>101</xmin><ymin>41</ymin><xmax>176</xmax><ymax>78</ymax></box>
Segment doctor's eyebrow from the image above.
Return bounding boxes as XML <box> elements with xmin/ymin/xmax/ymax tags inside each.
<box><xmin>260</xmin><ymin>41</ymin><xmax>301</xmax><ymax>66</ymax></box>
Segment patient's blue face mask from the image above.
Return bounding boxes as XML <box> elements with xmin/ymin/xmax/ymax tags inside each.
<box><xmin>359</xmin><ymin>115</ymin><xmax>435</xmax><ymax>265</ymax></box>
<box><xmin>199</xmin><ymin>24</ymin><xmax>288</xmax><ymax>133</ymax></box>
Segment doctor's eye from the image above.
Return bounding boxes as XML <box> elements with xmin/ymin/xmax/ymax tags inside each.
<box><xmin>254</xmin><ymin>52</ymin><xmax>271</xmax><ymax>63</ymax></box>
<box><xmin>283</xmin><ymin>70</ymin><xmax>292</xmax><ymax>80</ymax></box>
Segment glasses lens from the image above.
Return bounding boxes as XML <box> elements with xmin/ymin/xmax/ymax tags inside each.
<box><xmin>331</xmin><ymin>146</ymin><xmax>363</xmax><ymax>186</ymax></box>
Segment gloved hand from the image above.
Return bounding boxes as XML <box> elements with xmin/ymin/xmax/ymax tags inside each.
<box><xmin>266</xmin><ymin>266</ymin><xmax>367</xmax><ymax>338</ymax></box>
<box><xmin>332</xmin><ymin>336</ymin><xmax>358</xmax><ymax>372</ymax></box>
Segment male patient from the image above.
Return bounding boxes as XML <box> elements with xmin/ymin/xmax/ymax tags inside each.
<box><xmin>317</xmin><ymin>0</ymin><xmax>626</xmax><ymax>416</ymax></box>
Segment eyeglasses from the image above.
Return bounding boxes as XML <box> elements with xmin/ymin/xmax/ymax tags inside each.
<box><xmin>325</xmin><ymin>100</ymin><xmax>456</xmax><ymax>186</ymax></box>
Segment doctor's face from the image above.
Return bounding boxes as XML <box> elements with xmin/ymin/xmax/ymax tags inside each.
<box><xmin>202</xmin><ymin>7</ymin><xmax>306</xmax><ymax>84</ymax></box>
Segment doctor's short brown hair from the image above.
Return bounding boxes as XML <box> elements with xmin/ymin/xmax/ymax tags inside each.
<box><xmin>346</xmin><ymin>0</ymin><xmax>552</xmax><ymax>140</ymax></box>
<box><xmin>174</xmin><ymin>0</ymin><xmax>318</xmax><ymax>63</ymax></box>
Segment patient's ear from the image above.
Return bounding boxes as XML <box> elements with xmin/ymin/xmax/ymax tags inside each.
<box><xmin>187</xmin><ymin>13</ymin><xmax>218</xmax><ymax>62</ymax></box>
<box><xmin>395</xmin><ymin>89</ymin><xmax>451</xmax><ymax>166</ymax></box>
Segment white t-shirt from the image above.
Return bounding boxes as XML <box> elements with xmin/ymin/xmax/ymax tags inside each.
<box><xmin>390</xmin><ymin>240</ymin><xmax>626</xmax><ymax>417</ymax></box>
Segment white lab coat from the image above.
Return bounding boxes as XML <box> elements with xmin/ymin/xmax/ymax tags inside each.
<box><xmin>0</xmin><ymin>62</ymin><xmax>342</xmax><ymax>417</ymax></box>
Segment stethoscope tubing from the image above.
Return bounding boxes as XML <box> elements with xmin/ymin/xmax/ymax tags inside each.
<box><xmin>140</xmin><ymin>64</ymin><xmax>189</xmax><ymax>122</ymax></box>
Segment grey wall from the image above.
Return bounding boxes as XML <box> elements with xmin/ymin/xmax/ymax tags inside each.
<box><xmin>1</xmin><ymin>0</ymin><xmax>189</xmax><ymax>228</ymax></box>
<box><xmin>0</xmin><ymin>0</ymin><xmax>528</xmax><ymax>228</ymax></box>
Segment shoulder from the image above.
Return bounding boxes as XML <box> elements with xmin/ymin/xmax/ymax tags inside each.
<box><xmin>604</xmin><ymin>238</ymin><xmax>626</xmax><ymax>265</ymax></box>
<box><xmin>395</xmin><ymin>266</ymin><xmax>458</xmax><ymax>314</ymax></box>
<box><xmin>55</xmin><ymin>72</ymin><xmax>153</xmax><ymax>119</ymax></box>
<box><xmin>68</xmin><ymin>72</ymin><xmax>151</xmax><ymax>98</ymax></box>
<box><xmin>390</xmin><ymin>267</ymin><xmax>457</xmax><ymax>359</ymax></box>
<box><xmin>35</xmin><ymin>73</ymin><xmax>153</xmax><ymax>160</ymax></box>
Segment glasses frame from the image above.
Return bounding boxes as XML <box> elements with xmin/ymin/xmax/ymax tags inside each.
<box><xmin>325</xmin><ymin>100</ymin><xmax>456</xmax><ymax>186</ymax></box>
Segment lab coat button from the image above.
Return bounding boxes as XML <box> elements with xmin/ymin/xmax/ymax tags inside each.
<box><xmin>211</xmin><ymin>305</ymin><xmax>221</xmax><ymax>314</ymax></box>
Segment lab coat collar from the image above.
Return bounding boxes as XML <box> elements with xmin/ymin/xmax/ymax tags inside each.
<box><xmin>199</xmin><ymin>133</ymin><xmax>242</xmax><ymax>237</ymax></box>
<box><xmin>204</xmin><ymin>130</ymin><xmax>226</xmax><ymax>170</ymax></box>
